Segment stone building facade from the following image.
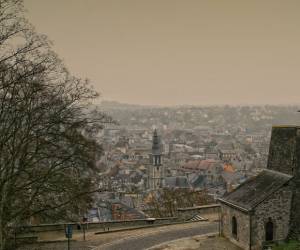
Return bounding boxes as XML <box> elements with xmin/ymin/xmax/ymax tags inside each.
<box><xmin>219</xmin><ymin>125</ymin><xmax>299</xmax><ymax>249</ymax></box>
<box><xmin>252</xmin><ymin>186</ymin><xmax>293</xmax><ymax>246</ymax></box>
<box><xmin>221</xmin><ymin>205</ymin><xmax>250</xmax><ymax>249</ymax></box>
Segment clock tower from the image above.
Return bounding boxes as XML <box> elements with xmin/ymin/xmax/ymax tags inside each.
<box><xmin>148</xmin><ymin>129</ymin><xmax>164</xmax><ymax>190</ymax></box>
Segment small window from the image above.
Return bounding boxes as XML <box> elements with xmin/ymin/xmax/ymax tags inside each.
<box><xmin>232</xmin><ymin>216</ymin><xmax>237</xmax><ymax>239</ymax></box>
<box><xmin>265</xmin><ymin>218</ymin><xmax>274</xmax><ymax>241</ymax></box>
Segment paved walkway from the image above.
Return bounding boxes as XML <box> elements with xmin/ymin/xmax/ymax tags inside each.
<box><xmin>147</xmin><ymin>234</ymin><xmax>242</xmax><ymax>250</ymax></box>
<box><xmin>93</xmin><ymin>221</ymin><xmax>218</xmax><ymax>250</ymax></box>
<box><xmin>18</xmin><ymin>221</ymin><xmax>218</xmax><ymax>250</ymax></box>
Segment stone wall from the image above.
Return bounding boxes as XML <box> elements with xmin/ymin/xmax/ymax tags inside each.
<box><xmin>290</xmin><ymin>130</ymin><xmax>300</xmax><ymax>238</ymax></box>
<box><xmin>267</xmin><ymin>126</ymin><xmax>298</xmax><ymax>175</ymax></box>
<box><xmin>15</xmin><ymin>217</ymin><xmax>179</xmax><ymax>237</ymax></box>
<box><xmin>177</xmin><ymin>204</ymin><xmax>220</xmax><ymax>220</ymax></box>
<box><xmin>251</xmin><ymin>185</ymin><xmax>293</xmax><ymax>249</ymax></box>
<box><xmin>220</xmin><ymin>204</ymin><xmax>250</xmax><ymax>250</ymax></box>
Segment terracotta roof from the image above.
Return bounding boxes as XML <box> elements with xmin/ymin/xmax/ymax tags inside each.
<box><xmin>219</xmin><ymin>169</ymin><xmax>292</xmax><ymax>211</ymax></box>
<box><xmin>223</xmin><ymin>164</ymin><xmax>235</xmax><ymax>173</ymax></box>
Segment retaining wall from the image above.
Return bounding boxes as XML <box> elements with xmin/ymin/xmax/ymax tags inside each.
<box><xmin>177</xmin><ymin>204</ymin><xmax>220</xmax><ymax>220</ymax></box>
<box><xmin>15</xmin><ymin>217</ymin><xmax>179</xmax><ymax>234</ymax></box>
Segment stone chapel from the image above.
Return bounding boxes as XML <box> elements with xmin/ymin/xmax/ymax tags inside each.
<box><xmin>219</xmin><ymin>125</ymin><xmax>300</xmax><ymax>250</ymax></box>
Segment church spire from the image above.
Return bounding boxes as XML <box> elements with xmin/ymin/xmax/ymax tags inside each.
<box><xmin>148</xmin><ymin>129</ymin><xmax>164</xmax><ymax>189</ymax></box>
<box><xmin>152</xmin><ymin>129</ymin><xmax>162</xmax><ymax>155</ymax></box>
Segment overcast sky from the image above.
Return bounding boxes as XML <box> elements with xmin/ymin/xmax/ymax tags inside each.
<box><xmin>25</xmin><ymin>0</ymin><xmax>300</xmax><ymax>106</ymax></box>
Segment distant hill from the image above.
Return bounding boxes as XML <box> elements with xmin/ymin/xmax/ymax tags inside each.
<box><xmin>97</xmin><ymin>102</ymin><xmax>300</xmax><ymax>131</ymax></box>
<box><xmin>100</xmin><ymin>100</ymin><xmax>159</xmax><ymax>109</ymax></box>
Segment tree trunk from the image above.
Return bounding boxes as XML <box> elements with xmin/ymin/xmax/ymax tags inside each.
<box><xmin>0</xmin><ymin>213</ymin><xmax>5</xmax><ymax>250</ymax></box>
<box><xmin>0</xmin><ymin>180</ymin><xmax>8</xmax><ymax>250</ymax></box>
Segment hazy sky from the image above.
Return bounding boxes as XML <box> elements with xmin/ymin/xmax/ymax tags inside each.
<box><xmin>25</xmin><ymin>0</ymin><xmax>300</xmax><ymax>106</ymax></box>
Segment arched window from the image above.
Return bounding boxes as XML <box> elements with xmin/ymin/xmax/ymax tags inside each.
<box><xmin>265</xmin><ymin>218</ymin><xmax>274</xmax><ymax>241</ymax></box>
<box><xmin>232</xmin><ymin>216</ymin><xmax>237</xmax><ymax>238</ymax></box>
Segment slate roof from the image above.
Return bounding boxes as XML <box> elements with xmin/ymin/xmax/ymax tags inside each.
<box><xmin>190</xmin><ymin>175</ymin><xmax>205</xmax><ymax>188</ymax></box>
<box><xmin>219</xmin><ymin>169</ymin><xmax>292</xmax><ymax>212</ymax></box>
<box><xmin>165</xmin><ymin>176</ymin><xmax>191</xmax><ymax>188</ymax></box>
<box><xmin>221</xmin><ymin>171</ymin><xmax>244</xmax><ymax>184</ymax></box>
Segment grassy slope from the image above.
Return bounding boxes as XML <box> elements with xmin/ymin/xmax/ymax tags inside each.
<box><xmin>272</xmin><ymin>240</ymin><xmax>300</xmax><ymax>250</ymax></box>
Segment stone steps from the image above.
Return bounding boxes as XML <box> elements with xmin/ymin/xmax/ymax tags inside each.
<box><xmin>188</xmin><ymin>214</ymin><xmax>206</xmax><ymax>222</ymax></box>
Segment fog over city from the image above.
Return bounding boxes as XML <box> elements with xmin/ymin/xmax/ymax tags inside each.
<box><xmin>25</xmin><ymin>0</ymin><xmax>300</xmax><ymax>106</ymax></box>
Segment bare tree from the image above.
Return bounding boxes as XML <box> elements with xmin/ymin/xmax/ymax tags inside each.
<box><xmin>0</xmin><ymin>1</ymin><xmax>112</xmax><ymax>249</ymax></box>
<box><xmin>146</xmin><ymin>188</ymin><xmax>214</xmax><ymax>218</ymax></box>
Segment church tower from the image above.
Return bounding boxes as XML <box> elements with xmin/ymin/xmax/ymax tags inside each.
<box><xmin>148</xmin><ymin>129</ymin><xmax>164</xmax><ymax>190</ymax></box>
